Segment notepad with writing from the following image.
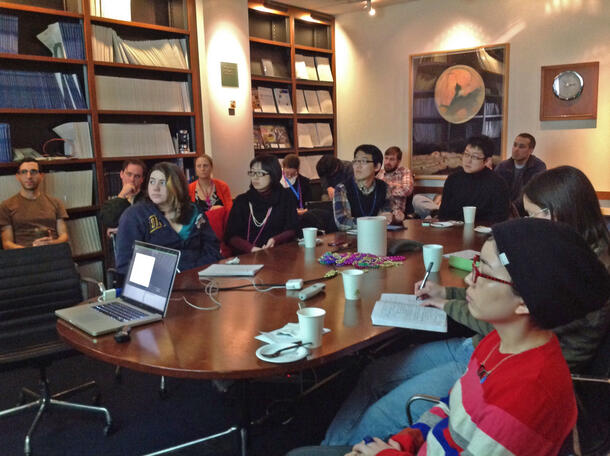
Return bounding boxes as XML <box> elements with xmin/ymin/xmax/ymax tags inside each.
<box><xmin>371</xmin><ymin>293</ymin><xmax>447</xmax><ymax>333</ymax></box>
<box><xmin>198</xmin><ymin>264</ymin><xmax>264</xmax><ymax>277</ymax></box>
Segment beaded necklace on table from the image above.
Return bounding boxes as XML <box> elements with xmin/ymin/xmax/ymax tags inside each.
<box><xmin>319</xmin><ymin>251</ymin><xmax>405</xmax><ymax>269</ymax></box>
<box><xmin>247</xmin><ymin>202</ymin><xmax>272</xmax><ymax>246</ymax></box>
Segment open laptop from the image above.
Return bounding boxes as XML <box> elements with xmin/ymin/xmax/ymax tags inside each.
<box><xmin>56</xmin><ymin>241</ymin><xmax>180</xmax><ymax>336</ymax></box>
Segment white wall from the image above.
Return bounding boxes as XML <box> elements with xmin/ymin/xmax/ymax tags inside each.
<box><xmin>334</xmin><ymin>0</ymin><xmax>610</xmax><ymax>191</ymax></box>
<box><xmin>197</xmin><ymin>0</ymin><xmax>253</xmax><ymax>195</ymax></box>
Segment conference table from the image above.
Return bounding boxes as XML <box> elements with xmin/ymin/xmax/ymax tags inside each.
<box><xmin>57</xmin><ymin>220</ymin><xmax>489</xmax><ymax>454</ymax></box>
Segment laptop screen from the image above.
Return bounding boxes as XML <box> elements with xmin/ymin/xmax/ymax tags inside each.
<box><xmin>122</xmin><ymin>242</ymin><xmax>180</xmax><ymax>314</ymax></box>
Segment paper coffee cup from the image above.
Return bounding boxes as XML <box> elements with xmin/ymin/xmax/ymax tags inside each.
<box><xmin>297</xmin><ymin>307</ymin><xmax>326</xmax><ymax>348</ymax></box>
<box><xmin>342</xmin><ymin>269</ymin><xmax>364</xmax><ymax>300</ymax></box>
<box><xmin>422</xmin><ymin>244</ymin><xmax>443</xmax><ymax>272</ymax></box>
<box><xmin>302</xmin><ymin>227</ymin><xmax>318</xmax><ymax>249</ymax></box>
<box><xmin>463</xmin><ymin>206</ymin><xmax>476</xmax><ymax>224</ymax></box>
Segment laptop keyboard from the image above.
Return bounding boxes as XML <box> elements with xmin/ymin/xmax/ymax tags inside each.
<box><xmin>93</xmin><ymin>302</ymin><xmax>148</xmax><ymax>322</ymax></box>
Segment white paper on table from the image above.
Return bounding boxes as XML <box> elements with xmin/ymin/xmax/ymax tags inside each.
<box><xmin>256</xmin><ymin>322</ymin><xmax>330</xmax><ymax>344</ymax></box>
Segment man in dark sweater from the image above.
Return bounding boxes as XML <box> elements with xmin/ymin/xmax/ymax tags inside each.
<box><xmin>495</xmin><ymin>133</ymin><xmax>546</xmax><ymax>215</ymax></box>
<box><xmin>438</xmin><ymin>135</ymin><xmax>510</xmax><ymax>224</ymax></box>
<box><xmin>333</xmin><ymin>144</ymin><xmax>392</xmax><ymax>231</ymax></box>
<box><xmin>316</xmin><ymin>155</ymin><xmax>354</xmax><ymax>200</ymax></box>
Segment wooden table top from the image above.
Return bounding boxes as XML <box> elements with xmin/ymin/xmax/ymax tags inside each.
<box><xmin>57</xmin><ymin>220</ymin><xmax>489</xmax><ymax>380</ymax></box>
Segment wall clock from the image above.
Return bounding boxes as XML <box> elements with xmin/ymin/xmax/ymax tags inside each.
<box><xmin>540</xmin><ymin>62</ymin><xmax>598</xmax><ymax>121</ymax></box>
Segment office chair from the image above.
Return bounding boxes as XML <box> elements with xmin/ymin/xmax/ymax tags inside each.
<box><xmin>0</xmin><ymin>243</ymin><xmax>112</xmax><ymax>456</ymax></box>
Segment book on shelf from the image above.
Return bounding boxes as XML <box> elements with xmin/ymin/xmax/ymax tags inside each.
<box><xmin>252</xmin><ymin>125</ymin><xmax>265</xmax><ymax>149</ymax></box>
<box><xmin>303</xmin><ymin>90</ymin><xmax>321</xmax><ymax>113</ymax></box>
<box><xmin>316</xmin><ymin>90</ymin><xmax>333</xmax><ymax>114</ymax></box>
<box><xmin>37</xmin><ymin>22</ymin><xmax>85</xmax><ymax>60</ymax></box>
<box><xmin>66</xmin><ymin>216</ymin><xmax>101</xmax><ymax>256</ymax></box>
<box><xmin>371</xmin><ymin>293</ymin><xmax>447</xmax><ymax>333</ymax></box>
<box><xmin>295</xmin><ymin>89</ymin><xmax>308</xmax><ymax>113</ymax></box>
<box><xmin>303</xmin><ymin>55</ymin><xmax>319</xmax><ymax>80</ymax></box>
<box><xmin>314</xmin><ymin>56</ymin><xmax>333</xmax><ymax>82</ymax></box>
<box><xmin>261</xmin><ymin>58</ymin><xmax>275</xmax><ymax>77</ymax></box>
<box><xmin>297</xmin><ymin>123</ymin><xmax>333</xmax><ymax>148</ymax></box>
<box><xmin>44</xmin><ymin>170</ymin><xmax>93</xmax><ymax>209</ymax></box>
<box><xmin>251</xmin><ymin>88</ymin><xmax>263</xmax><ymax>112</ymax></box>
<box><xmin>92</xmin><ymin>25</ymin><xmax>189</xmax><ymax>69</ymax></box>
<box><xmin>0</xmin><ymin>123</ymin><xmax>12</xmax><ymax>163</ymax></box>
<box><xmin>52</xmin><ymin>122</ymin><xmax>93</xmax><ymax>158</ymax></box>
<box><xmin>256</xmin><ymin>87</ymin><xmax>277</xmax><ymax>113</ymax></box>
<box><xmin>316</xmin><ymin>123</ymin><xmax>333</xmax><ymax>147</ymax></box>
<box><xmin>95</xmin><ymin>75</ymin><xmax>191</xmax><ymax>112</ymax></box>
<box><xmin>297</xmin><ymin>123</ymin><xmax>314</xmax><ymax>148</ymax></box>
<box><xmin>99</xmin><ymin>124</ymin><xmax>176</xmax><ymax>157</ymax></box>
<box><xmin>0</xmin><ymin>70</ymin><xmax>86</xmax><ymax>110</ymax></box>
<box><xmin>0</xmin><ymin>174</ymin><xmax>22</xmax><ymax>201</ymax></box>
<box><xmin>0</xmin><ymin>13</ymin><xmax>18</xmax><ymax>54</ymax></box>
<box><xmin>294</xmin><ymin>54</ymin><xmax>308</xmax><ymax>80</ymax></box>
<box><xmin>273</xmin><ymin>88</ymin><xmax>293</xmax><ymax>114</ymax></box>
<box><xmin>259</xmin><ymin>125</ymin><xmax>291</xmax><ymax>149</ymax></box>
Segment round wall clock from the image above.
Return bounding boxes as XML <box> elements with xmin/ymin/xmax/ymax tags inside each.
<box><xmin>552</xmin><ymin>70</ymin><xmax>584</xmax><ymax>100</ymax></box>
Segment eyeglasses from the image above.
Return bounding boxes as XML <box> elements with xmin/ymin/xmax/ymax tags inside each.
<box><xmin>463</xmin><ymin>152</ymin><xmax>486</xmax><ymax>161</ymax></box>
<box><xmin>18</xmin><ymin>169</ymin><xmax>40</xmax><ymax>176</ymax></box>
<box><xmin>352</xmin><ymin>159</ymin><xmax>374</xmax><ymax>166</ymax></box>
<box><xmin>471</xmin><ymin>255</ymin><xmax>514</xmax><ymax>286</ymax></box>
<box><xmin>525</xmin><ymin>207</ymin><xmax>550</xmax><ymax>219</ymax></box>
<box><xmin>247</xmin><ymin>170</ymin><xmax>269</xmax><ymax>178</ymax></box>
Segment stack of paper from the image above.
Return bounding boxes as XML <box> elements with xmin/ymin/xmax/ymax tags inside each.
<box><xmin>52</xmin><ymin>122</ymin><xmax>93</xmax><ymax>158</ymax></box>
<box><xmin>37</xmin><ymin>22</ymin><xmax>85</xmax><ymax>59</ymax></box>
<box><xmin>315</xmin><ymin>56</ymin><xmax>333</xmax><ymax>82</ymax></box>
<box><xmin>0</xmin><ymin>13</ymin><xmax>18</xmax><ymax>54</ymax></box>
<box><xmin>44</xmin><ymin>170</ymin><xmax>93</xmax><ymax>208</ymax></box>
<box><xmin>371</xmin><ymin>293</ymin><xmax>447</xmax><ymax>332</ymax></box>
<box><xmin>99</xmin><ymin>123</ymin><xmax>176</xmax><ymax>157</ymax></box>
<box><xmin>296</xmin><ymin>89</ymin><xmax>333</xmax><ymax>114</ymax></box>
<box><xmin>66</xmin><ymin>216</ymin><xmax>101</xmax><ymax>256</ymax></box>
<box><xmin>95</xmin><ymin>75</ymin><xmax>191</xmax><ymax>111</ymax></box>
<box><xmin>297</xmin><ymin>123</ymin><xmax>333</xmax><ymax>148</ymax></box>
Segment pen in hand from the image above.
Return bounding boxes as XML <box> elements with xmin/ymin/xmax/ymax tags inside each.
<box><xmin>417</xmin><ymin>262</ymin><xmax>434</xmax><ymax>300</ymax></box>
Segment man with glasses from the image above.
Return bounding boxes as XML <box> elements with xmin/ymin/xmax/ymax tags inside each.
<box><xmin>333</xmin><ymin>144</ymin><xmax>393</xmax><ymax>231</ymax></box>
<box><xmin>438</xmin><ymin>135</ymin><xmax>510</xmax><ymax>223</ymax></box>
<box><xmin>0</xmin><ymin>159</ymin><xmax>69</xmax><ymax>249</ymax></box>
<box><xmin>495</xmin><ymin>133</ymin><xmax>546</xmax><ymax>216</ymax></box>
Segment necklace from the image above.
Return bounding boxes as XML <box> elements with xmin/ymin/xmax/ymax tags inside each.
<box><xmin>249</xmin><ymin>202</ymin><xmax>272</xmax><ymax>227</ymax></box>
<box><xmin>477</xmin><ymin>342</ymin><xmax>520</xmax><ymax>384</ymax></box>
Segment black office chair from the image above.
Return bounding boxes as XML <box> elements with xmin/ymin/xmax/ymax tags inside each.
<box><xmin>0</xmin><ymin>243</ymin><xmax>112</xmax><ymax>456</ymax></box>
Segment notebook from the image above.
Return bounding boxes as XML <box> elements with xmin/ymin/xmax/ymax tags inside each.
<box><xmin>56</xmin><ymin>241</ymin><xmax>180</xmax><ymax>336</ymax></box>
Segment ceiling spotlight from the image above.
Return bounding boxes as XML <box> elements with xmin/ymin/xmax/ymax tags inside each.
<box><xmin>365</xmin><ymin>0</ymin><xmax>376</xmax><ymax>16</ymax></box>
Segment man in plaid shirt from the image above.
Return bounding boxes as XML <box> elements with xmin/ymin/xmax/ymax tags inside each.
<box><xmin>376</xmin><ymin>146</ymin><xmax>414</xmax><ymax>224</ymax></box>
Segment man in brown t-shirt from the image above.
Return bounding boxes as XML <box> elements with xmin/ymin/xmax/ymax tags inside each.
<box><xmin>0</xmin><ymin>159</ymin><xmax>69</xmax><ymax>249</ymax></box>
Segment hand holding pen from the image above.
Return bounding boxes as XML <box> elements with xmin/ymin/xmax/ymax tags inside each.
<box><xmin>414</xmin><ymin>263</ymin><xmax>447</xmax><ymax>302</ymax></box>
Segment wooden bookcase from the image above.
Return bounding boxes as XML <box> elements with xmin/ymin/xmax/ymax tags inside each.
<box><xmin>0</xmin><ymin>0</ymin><xmax>204</xmax><ymax>275</ymax></box>
<box><xmin>248</xmin><ymin>1</ymin><xmax>336</xmax><ymax>164</ymax></box>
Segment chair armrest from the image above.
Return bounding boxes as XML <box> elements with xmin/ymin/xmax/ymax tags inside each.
<box><xmin>80</xmin><ymin>276</ymin><xmax>105</xmax><ymax>299</ymax></box>
<box><xmin>406</xmin><ymin>394</ymin><xmax>441</xmax><ymax>426</ymax></box>
<box><xmin>571</xmin><ymin>373</ymin><xmax>610</xmax><ymax>385</ymax></box>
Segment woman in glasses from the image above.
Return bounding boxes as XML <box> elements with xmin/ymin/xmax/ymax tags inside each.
<box><xmin>289</xmin><ymin>218</ymin><xmax>610</xmax><ymax>456</ymax></box>
<box><xmin>116</xmin><ymin>162</ymin><xmax>221</xmax><ymax>276</ymax></box>
<box><xmin>225</xmin><ymin>154</ymin><xmax>298</xmax><ymax>254</ymax></box>
<box><xmin>322</xmin><ymin>166</ymin><xmax>609</xmax><ymax>446</ymax></box>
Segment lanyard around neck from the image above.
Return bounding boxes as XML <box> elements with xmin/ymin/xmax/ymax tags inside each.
<box><xmin>352</xmin><ymin>178</ymin><xmax>377</xmax><ymax>216</ymax></box>
<box><xmin>283</xmin><ymin>173</ymin><xmax>303</xmax><ymax>209</ymax></box>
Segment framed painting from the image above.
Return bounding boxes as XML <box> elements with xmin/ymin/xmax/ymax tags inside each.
<box><xmin>409</xmin><ymin>43</ymin><xmax>509</xmax><ymax>178</ymax></box>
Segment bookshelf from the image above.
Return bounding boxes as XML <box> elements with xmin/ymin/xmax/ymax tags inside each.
<box><xmin>248</xmin><ymin>1</ymin><xmax>336</xmax><ymax>168</ymax></box>
<box><xmin>0</xmin><ymin>0</ymin><xmax>204</xmax><ymax>278</ymax></box>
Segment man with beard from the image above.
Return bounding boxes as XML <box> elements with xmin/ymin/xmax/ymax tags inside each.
<box><xmin>0</xmin><ymin>159</ymin><xmax>69</xmax><ymax>249</ymax></box>
<box><xmin>377</xmin><ymin>146</ymin><xmax>414</xmax><ymax>223</ymax></box>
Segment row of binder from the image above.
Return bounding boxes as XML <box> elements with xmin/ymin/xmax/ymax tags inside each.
<box><xmin>0</xmin><ymin>13</ymin><xmax>18</xmax><ymax>54</ymax></box>
<box><xmin>0</xmin><ymin>124</ymin><xmax>11</xmax><ymax>163</ymax></box>
<box><xmin>0</xmin><ymin>70</ymin><xmax>87</xmax><ymax>110</ymax></box>
<box><xmin>92</xmin><ymin>24</ymin><xmax>189</xmax><ymax>69</ymax></box>
<box><xmin>37</xmin><ymin>22</ymin><xmax>85</xmax><ymax>60</ymax></box>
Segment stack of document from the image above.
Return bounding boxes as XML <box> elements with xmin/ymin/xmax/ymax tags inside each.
<box><xmin>99</xmin><ymin>123</ymin><xmax>175</xmax><ymax>157</ymax></box>
<box><xmin>52</xmin><ymin>122</ymin><xmax>93</xmax><ymax>158</ymax></box>
<box><xmin>295</xmin><ymin>54</ymin><xmax>333</xmax><ymax>81</ymax></box>
<box><xmin>66</xmin><ymin>216</ymin><xmax>101</xmax><ymax>256</ymax></box>
<box><xmin>0</xmin><ymin>123</ymin><xmax>11</xmax><ymax>163</ymax></box>
<box><xmin>297</xmin><ymin>123</ymin><xmax>333</xmax><ymax>148</ymax></box>
<box><xmin>44</xmin><ymin>170</ymin><xmax>93</xmax><ymax>209</ymax></box>
<box><xmin>296</xmin><ymin>89</ymin><xmax>333</xmax><ymax>114</ymax></box>
<box><xmin>37</xmin><ymin>22</ymin><xmax>85</xmax><ymax>59</ymax></box>
<box><xmin>0</xmin><ymin>13</ymin><xmax>18</xmax><ymax>54</ymax></box>
<box><xmin>95</xmin><ymin>75</ymin><xmax>191</xmax><ymax>111</ymax></box>
<box><xmin>92</xmin><ymin>25</ymin><xmax>189</xmax><ymax>69</ymax></box>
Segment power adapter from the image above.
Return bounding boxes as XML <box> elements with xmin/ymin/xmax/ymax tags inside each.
<box><xmin>285</xmin><ymin>279</ymin><xmax>304</xmax><ymax>290</ymax></box>
<box><xmin>101</xmin><ymin>288</ymin><xmax>117</xmax><ymax>301</ymax></box>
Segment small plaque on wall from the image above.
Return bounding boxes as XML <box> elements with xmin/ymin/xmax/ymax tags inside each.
<box><xmin>540</xmin><ymin>62</ymin><xmax>599</xmax><ymax>121</ymax></box>
<box><xmin>221</xmin><ymin>62</ymin><xmax>239</xmax><ymax>88</ymax></box>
